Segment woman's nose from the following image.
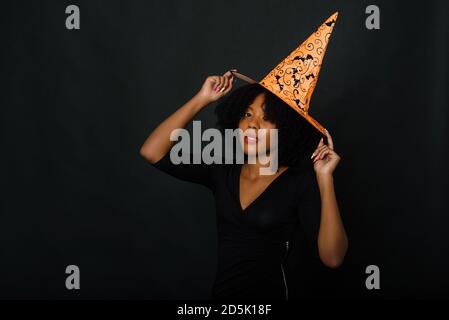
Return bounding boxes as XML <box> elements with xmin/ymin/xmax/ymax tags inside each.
<box><xmin>247</xmin><ymin>119</ymin><xmax>259</xmax><ymax>130</ymax></box>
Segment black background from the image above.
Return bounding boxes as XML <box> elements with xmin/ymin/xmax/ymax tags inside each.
<box><xmin>1</xmin><ymin>0</ymin><xmax>448</xmax><ymax>299</ymax></box>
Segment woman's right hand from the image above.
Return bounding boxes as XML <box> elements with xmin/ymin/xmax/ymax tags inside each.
<box><xmin>140</xmin><ymin>69</ymin><xmax>237</xmax><ymax>164</ymax></box>
<box><xmin>195</xmin><ymin>69</ymin><xmax>236</xmax><ymax>105</ymax></box>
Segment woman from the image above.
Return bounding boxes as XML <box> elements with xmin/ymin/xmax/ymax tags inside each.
<box><xmin>140</xmin><ymin>70</ymin><xmax>348</xmax><ymax>300</ymax></box>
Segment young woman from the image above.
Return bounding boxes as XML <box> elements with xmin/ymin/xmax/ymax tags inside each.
<box><xmin>140</xmin><ymin>70</ymin><xmax>348</xmax><ymax>300</ymax></box>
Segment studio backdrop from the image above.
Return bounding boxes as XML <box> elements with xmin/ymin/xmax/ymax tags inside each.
<box><xmin>1</xmin><ymin>0</ymin><xmax>448</xmax><ymax>299</ymax></box>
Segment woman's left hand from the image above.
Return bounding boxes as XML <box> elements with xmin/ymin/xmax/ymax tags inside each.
<box><xmin>311</xmin><ymin>129</ymin><xmax>341</xmax><ymax>176</ymax></box>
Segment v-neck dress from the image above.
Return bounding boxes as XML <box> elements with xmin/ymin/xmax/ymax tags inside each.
<box><xmin>151</xmin><ymin>148</ymin><xmax>321</xmax><ymax>300</ymax></box>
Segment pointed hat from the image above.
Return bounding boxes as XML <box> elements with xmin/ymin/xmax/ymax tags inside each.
<box><xmin>231</xmin><ymin>12</ymin><xmax>339</xmax><ymax>135</ymax></box>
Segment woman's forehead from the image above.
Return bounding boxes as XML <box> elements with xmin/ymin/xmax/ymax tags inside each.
<box><xmin>247</xmin><ymin>93</ymin><xmax>266</xmax><ymax>110</ymax></box>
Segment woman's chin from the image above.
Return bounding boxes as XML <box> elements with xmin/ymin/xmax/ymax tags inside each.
<box><xmin>242</xmin><ymin>145</ymin><xmax>270</xmax><ymax>156</ymax></box>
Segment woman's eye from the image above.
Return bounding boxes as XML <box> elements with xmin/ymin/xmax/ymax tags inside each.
<box><xmin>263</xmin><ymin>116</ymin><xmax>275</xmax><ymax>125</ymax></box>
<box><xmin>244</xmin><ymin>112</ymin><xmax>251</xmax><ymax>117</ymax></box>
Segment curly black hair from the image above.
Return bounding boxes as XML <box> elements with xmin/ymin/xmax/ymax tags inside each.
<box><xmin>214</xmin><ymin>83</ymin><xmax>322</xmax><ymax>168</ymax></box>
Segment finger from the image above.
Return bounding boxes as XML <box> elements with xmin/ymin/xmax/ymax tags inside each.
<box><xmin>211</xmin><ymin>76</ymin><xmax>220</xmax><ymax>90</ymax></box>
<box><xmin>220</xmin><ymin>76</ymin><xmax>230</xmax><ymax>93</ymax></box>
<box><xmin>219</xmin><ymin>75</ymin><xmax>227</xmax><ymax>89</ymax></box>
<box><xmin>313</xmin><ymin>149</ymin><xmax>330</xmax><ymax>162</ymax></box>
<box><xmin>223</xmin><ymin>76</ymin><xmax>234</xmax><ymax>94</ymax></box>
<box><xmin>311</xmin><ymin>138</ymin><xmax>324</xmax><ymax>158</ymax></box>
<box><xmin>214</xmin><ymin>76</ymin><xmax>224</xmax><ymax>91</ymax></box>
<box><xmin>318</xmin><ymin>148</ymin><xmax>330</xmax><ymax>160</ymax></box>
<box><xmin>311</xmin><ymin>144</ymin><xmax>327</xmax><ymax>158</ymax></box>
<box><xmin>210</xmin><ymin>76</ymin><xmax>219</xmax><ymax>86</ymax></box>
<box><xmin>223</xmin><ymin>69</ymin><xmax>236</xmax><ymax>78</ymax></box>
<box><xmin>324</xmin><ymin>129</ymin><xmax>334</xmax><ymax>150</ymax></box>
<box><xmin>224</xmin><ymin>70</ymin><xmax>235</xmax><ymax>83</ymax></box>
<box><xmin>222</xmin><ymin>71</ymin><xmax>235</xmax><ymax>94</ymax></box>
<box><xmin>318</xmin><ymin>149</ymin><xmax>334</xmax><ymax>161</ymax></box>
<box><xmin>318</xmin><ymin>144</ymin><xmax>328</xmax><ymax>152</ymax></box>
<box><xmin>312</xmin><ymin>146</ymin><xmax>329</xmax><ymax>160</ymax></box>
<box><xmin>313</xmin><ymin>149</ymin><xmax>325</xmax><ymax>161</ymax></box>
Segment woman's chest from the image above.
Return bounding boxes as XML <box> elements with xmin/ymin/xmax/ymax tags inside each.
<box><xmin>211</xmin><ymin>166</ymin><xmax>300</xmax><ymax>234</ymax></box>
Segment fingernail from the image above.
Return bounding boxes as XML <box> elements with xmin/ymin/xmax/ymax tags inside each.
<box><xmin>311</xmin><ymin>153</ymin><xmax>315</xmax><ymax>159</ymax></box>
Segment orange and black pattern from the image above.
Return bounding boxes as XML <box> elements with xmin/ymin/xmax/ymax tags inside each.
<box><xmin>259</xmin><ymin>12</ymin><xmax>338</xmax><ymax>134</ymax></box>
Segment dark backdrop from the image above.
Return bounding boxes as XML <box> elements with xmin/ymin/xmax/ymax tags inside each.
<box><xmin>1</xmin><ymin>0</ymin><xmax>448</xmax><ymax>299</ymax></box>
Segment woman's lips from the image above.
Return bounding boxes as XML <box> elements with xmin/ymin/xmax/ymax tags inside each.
<box><xmin>244</xmin><ymin>136</ymin><xmax>257</xmax><ymax>144</ymax></box>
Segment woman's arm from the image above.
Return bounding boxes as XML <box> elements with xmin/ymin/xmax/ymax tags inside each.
<box><xmin>139</xmin><ymin>70</ymin><xmax>236</xmax><ymax>163</ymax></box>
<box><xmin>312</xmin><ymin>129</ymin><xmax>348</xmax><ymax>268</ymax></box>
<box><xmin>316</xmin><ymin>173</ymin><xmax>348</xmax><ymax>268</ymax></box>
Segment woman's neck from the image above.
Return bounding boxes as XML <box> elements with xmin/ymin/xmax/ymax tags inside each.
<box><xmin>242</xmin><ymin>158</ymin><xmax>286</xmax><ymax>178</ymax></box>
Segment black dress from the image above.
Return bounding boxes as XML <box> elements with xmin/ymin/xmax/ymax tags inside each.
<box><xmin>151</xmin><ymin>148</ymin><xmax>321</xmax><ymax>300</ymax></box>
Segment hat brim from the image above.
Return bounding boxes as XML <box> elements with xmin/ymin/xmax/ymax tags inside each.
<box><xmin>230</xmin><ymin>71</ymin><xmax>257</xmax><ymax>84</ymax></box>
<box><xmin>232</xmin><ymin>71</ymin><xmax>326</xmax><ymax>135</ymax></box>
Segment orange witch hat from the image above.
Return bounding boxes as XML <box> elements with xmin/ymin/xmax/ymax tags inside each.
<box><xmin>231</xmin><ymin>12</ymin><xmax>339</xmax><ymax>135</ymax></box>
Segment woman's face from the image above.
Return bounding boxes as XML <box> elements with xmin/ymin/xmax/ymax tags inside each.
<box><xmin>238</xmin><ymin>93</ymin><xmax>277</xmax><ymax>156</ymax></box>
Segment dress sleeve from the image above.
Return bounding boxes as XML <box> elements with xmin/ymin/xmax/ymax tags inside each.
<box><xmin>296</xmin><ymin>167</ymin><xmax>322</xmax><ymax>260</ymax></box>
<box><xmin>150</xmin><ymin>145</ymin><xmax>216</xmax><ymax>190</ymax></box>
